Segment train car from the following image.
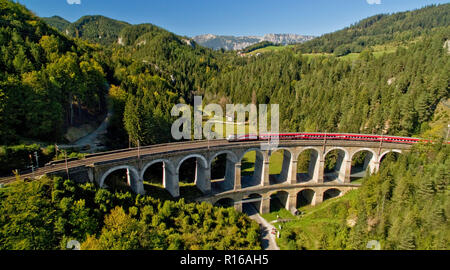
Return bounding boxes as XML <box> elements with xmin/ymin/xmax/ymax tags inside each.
<box><xmin>381</xmin><ymin>136</ymin><xmax>420</xmax><ymax>144</ymax></box>
<box><xmin>226</xmin><ymin>134</ymin><xmax>259</xmax><ymax>142</ymax></box>
<box><xmin>228</xmin><ymin>132</ymin><xmax>422</xmax><ymax>145</ymax></box>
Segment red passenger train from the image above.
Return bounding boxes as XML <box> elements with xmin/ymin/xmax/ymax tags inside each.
<box><xmin>226</xmin><ymin>133</ymin><xmax>422</xmax><ymax>144</ymax></box>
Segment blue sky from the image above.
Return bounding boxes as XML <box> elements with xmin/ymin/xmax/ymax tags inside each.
<box><xmin>16</xmin><ymin>0</ymin><xmax>450</xmax><ymax>37</ymax></box>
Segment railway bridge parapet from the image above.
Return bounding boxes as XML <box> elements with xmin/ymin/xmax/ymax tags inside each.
<box><xmin>87</xmin><ymin>139</ymin><xmax>409</xmax><ymax>212</ymax></box>
<box><xmin>2</xmin><ymin>135</ymin><xmax>413</xmax><ymax>213</ymax></box>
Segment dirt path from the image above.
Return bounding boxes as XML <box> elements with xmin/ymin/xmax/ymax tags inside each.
<box><xmin>72</xmin><ymin>108</ymin><xmax>112</xmax><ymax>152</ymax></box>
<box><xmin>59</xmin><ymin>91</ymin><xmax>113</xmax><ymax>153</ymax></box>
<box><xmin>243</xmin><ymin>203</ymin><xmax>280</xmax><ymax>250</ymax></box>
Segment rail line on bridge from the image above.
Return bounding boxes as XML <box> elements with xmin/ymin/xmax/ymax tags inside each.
<box><xmin>0</xmin><ymin>135</ymin><xmax>414</xmax><ymax>214</ymax></box>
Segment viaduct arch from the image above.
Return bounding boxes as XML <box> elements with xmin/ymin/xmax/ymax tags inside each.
<box><xmin>13</xmin><ymin>137</ymin><xmax>411</xmax><ymax>214</ymax></box>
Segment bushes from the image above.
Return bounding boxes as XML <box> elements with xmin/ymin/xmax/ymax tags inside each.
<box><xmin>0</xmin><ymin>144</ymin><xmax>88</xmax><ymax>176</ymax></box>
<box><xmin>0</xmin><ymin>144</ymin><xmax>42</xmax><ymax>176</ymax></box>
<box><xmin>0</xmin><ymin>176</ymin><xmax>261</xmax><ymax>250</ymax></box>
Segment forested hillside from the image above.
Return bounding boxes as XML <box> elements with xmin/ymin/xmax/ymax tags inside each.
<box><xmin>295</xmin><ymin>3</ymin><xmax>450</xmax><ymax>56</ymax></box>
<box><xmin>1</xmin><ymin>0</ymin><xmax>448</xmax><ymax>169</ymax></box>
<box><xmin>106</xmin><ymin>5</ymin><xmax>449</xmax><ymax>147</ymax></box>
<box><xmin>0</xmin><ymin>176</ymin><xmax>261</xmax><ymax>250</ymax></box>
<box><xmin>42</xmin><ymin>16</ymin><xmax>70</xmax><ymax>32</ymax></box>
<box><xmin>104</xmin><ymin>23</ymin><xmax>223</xmax><ymax>147</ymax></box>
<box><xmin>0</xmin><ymin>0</ymin><xmax>449</xmax><ymax>251</ymax></box>
<box><xmin>279</xmin><ymin>142</ymin><xmax>449</xmax><ymax>250</ymax></box>
<box><xmin>207</xmin><ymin>29</ymin><xmax>449</xmax><ymax>137</ymax></box>
<box><xmin>0</xmin><ymin>0</ymin><xmax>107</xmax><ymax>144</ymax></box>
<box><xmin>44</xmin><ymin>15</ymin><xmax>130</xmax><ymax>46</ymax></box>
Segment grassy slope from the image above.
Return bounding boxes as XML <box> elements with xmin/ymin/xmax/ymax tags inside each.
<box><xmin>244</xmin><ymin>40</ymin><xmax>413</xmax><ymax>61</ymax></box>
<box><xmin>244</xmin><ymin>45</ymin><xmax>296</xmax><ymax>56</ymax></box>
<box><xmin>421</xmin><ymin>98</ymin><xmax>450</xmax><ymax>139</ymax></box>
<box><xmin>274</xmin><ymin>190</ymin><xmax>359</xmax><ymax>250</ymax></box>
<box><xmin>241</xmin><ymin>150</ymin><xmax>285</xmax><ymax>176</ymax></box>
<box><xmin>267</xmin><ymin>99</ymin><xmax>450</xmax><ymax>249</ymax></box>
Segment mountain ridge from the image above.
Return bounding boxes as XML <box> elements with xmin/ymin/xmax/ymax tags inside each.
<box><xmin>294</xmin><ymin>3</ymin><xmax>450</xmax><ymax>55</ymax></box>
<box><xmin>193</xmin><ymin>33</ymin><xmax>315</xmax><ymax>51</ymax></box>
<box><xmin>43</xmin><ymin>15</ymin><xmax>314</xmax><ymax>50</ymax></box>
<box><xmin>43</xmin><ymin>15</ymin><xmax>130</xmax><ymax>45</ymax></box>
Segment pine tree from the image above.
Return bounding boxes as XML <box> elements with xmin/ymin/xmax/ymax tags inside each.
<box><xmin>398</xmin><ymin>229</ymin><xmax>416</xmax><ymax>250</ymax></box>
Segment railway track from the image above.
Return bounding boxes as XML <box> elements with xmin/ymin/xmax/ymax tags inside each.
<box><xmin>0</xmin><ymin>138</ymin><xmax>411</xmax><ymax>185</ymax></box>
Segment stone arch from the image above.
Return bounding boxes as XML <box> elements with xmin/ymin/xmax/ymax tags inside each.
<box><xmin>379</xmin><ymin>150</ymin><xmax>402</xmax><ymax>163</ymax></box>
<box><xmin>99</xmin><ymin>165</ymin><xmax>143</xmax><ymax>194</ymax></box>
<box><xmin>214</xmin><ymin>198</ymin><xmax>235</xmax><ymax>208</ymax></box>
<box><xmin>209</xmin><ymin>150</ymin><xmax>238</xmax><ymax>192</ymax></box>
<box><xmin>176</xmin><ymin>153</ymin><xmax>210</xmax><ymax>194</ymax></box>
<box><xmin>140</xmin><ymin>159</ymin><xmax>178</xmax><ymax>197</ymax></box>
<box><xmin>209</xmin><ymin>150</ymin><xmax>238</xmax><ymax>165</ymax></box>
<box><xmin>141</xmin><ymin>159</ymin><xmax>176</xmax><ymax>179</ymax></box>
<box><xmin>323</xmin><ymin>188</ymin><xmax>342</xmax><ymax>201</ymax></box>
<box><xmin>239</xmin><ymin>148</ymin><xmax>265</xmax><ymax>188</ymax></box>
<box><xmin>238</xmin><ymin>148</ymin><xmax>266</xmax><ymax>163</ymax></box>
<box><xmin>295</xmin><ymin>146</ymin><xmax>322</xmax><ymax>160</ymax></box>
<box><xmin>350</xmin><ymin>148</ymin><xmax>378</xmax><ymax>181</ymax></box>
<box><xmin>270</xmin><ymin>147</ymin><xmax>294</xmax><ymax>157</ymax></box>
<box><xmin>269</xmin><ymin>148</ymin><xmax>293</xmax><ymax>185</ymax></box>
<box><xmin>324</xmin><ymin>147</ymin><xmax>350</xmax><ymax>183</ymax></box>
<box><xmin>350</xmin><ymin>148</ymin><xmax>377</xmax><ymax>161</ymax></box>
<box><xmin>324</xmin><ymin>147</ymin><xmax>350</xmax><ymax>160</ymax></box>
<box><xmin>297</xmin><ymin>189</ymin><xmax>316</xmax><ymax>208</ymax></box>
<box><xmin>296</xmin><ymin>147</ymin><xmax>321</xmax><ymax>183</ymax></box>
<box><xmin>242</xmin><ymin>193</ymin><xmax>263</xmax><ymax>214</ymax></box>
<box><xmin>176</xmin><ymin>154</ymin><xmax>208</xmax><ymax>172</ymax></box>
<box><xmin>269</xmin><ymin>190</ymin><xmax>290</xmax><ymax>212</ymax></box>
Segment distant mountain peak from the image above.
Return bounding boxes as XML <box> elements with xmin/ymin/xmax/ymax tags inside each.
<box><xmin>193</xmin><ymin>33</ymin><xmax>315</xmax><ymax>51</ymax></box>
<box><xmin>48</xmin><ymin>15</ymin><xmax>69</xmax><ymax>21</ymax></box>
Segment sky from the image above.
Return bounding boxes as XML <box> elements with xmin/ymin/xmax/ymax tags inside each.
<box><xmin>16</xmin><ymin>0</ymin><xmax>450</xmax><ymax>37</ymax></box>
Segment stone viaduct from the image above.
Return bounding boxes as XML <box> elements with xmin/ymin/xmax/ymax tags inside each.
<box><xmin>72</xmin><ymin>139</ymin><xmax>408</xmax><ymax>214</ymax></box>
<box><xmin>0</xmin><ymin>138</ymin><xmax>410</xmax><ymax>215</ymax></box>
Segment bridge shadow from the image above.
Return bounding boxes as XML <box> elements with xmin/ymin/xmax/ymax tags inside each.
<box><xmin>143</xmin><ymin>182</ymin><xmax>203</xmax><ymax>203</ymax></box>
<box><xmin>179</xmin><ymin>183</ymin><xmax>204</xmax><ymax>203</ymax></box>
<box><xmin>243</xmin><ymin>202</ymin><xmax>259</xmax><ymax>216</ymax></box>
<box><xmin>269</xmin><ymin>174</ymin><xmax>287</xmax><ymax>185</ymax></box>
<box><xmin>211</xmin><ymin>179</ymin><xmax>233</xmax><ymax>194</ymax></box>
<box><xmin>241</xmin><ymin>175</ymin><xmax>261</xmax><ymax>188</ymax></box>
<box><xmin>143</xmin><ymin>183</ymin><xmax>173</xmax><ymax>201</ymax></box>
<box><xmin>296</xmin><ymin>173</ymin><xmax>314</xmax><ymax>183</ymax></box>
<box><xmin>270</xmin><ymin>197</ymin><xmax>285</xmax><ymax>213</ymax></box>
<box><xmin>241</xmin><ymin>158</ymin><xmax>255</xmax><ymax>174</ymax></box>
<box><xmin>241</xmin><ymin>156</ymin><xmax>263</xmax><ymax>188</ymax></box>
<box><xmin>350</xmin><ymin>167</ymin><xmax>366</xmax><ymax>183</ymax></box>
<box><xmin>104</xmin><ymin>171</ymin><xmax>133</xmax><ymax>193</ymax></box>
<box><xmin>323</xmin><ymin>171</ymin><xmax>342</xmax><ymax>183</ymax></box>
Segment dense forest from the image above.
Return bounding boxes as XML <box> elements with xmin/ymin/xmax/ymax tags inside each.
<box><xmin>43</xmin><ymin>15</ymin><xmax>130</xmax><ymax>46</ymax></box>
<box><xmin>294</xmin><ymin>4</ymin><xmax>450</xmax><ymax>56</ymax></box>
<box><xmin>206</xmin><ymin>30</ymin><xmax>449</xmax><ymax>137</ymax></box>
<box><xmin>0</xmin><ymin>176</ymin><xmax>260</xmax><ymax>250</ymax></box>
<box><xmin>0</xmin><ymin>0</ymin><xmax>108</xmax><ymax>144</ymax></box>
<box><xmin>2</xmin><ymin>0</ymin><xmax>448</xmax><ymax>149</ymax></box>
<box><xmin>106</xmin><ymin>4</ymin><xmax>449</xmax><ymax>147</ymax></box>
<box><xmin>104</xmin><ymin>22</ymin><xmax>222</xmax><ymax>147</ymax></box>
<box><xmin>279</xmin><ymin>142</ymin><xmax>449</xmax><ymax>250</ymax></box>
